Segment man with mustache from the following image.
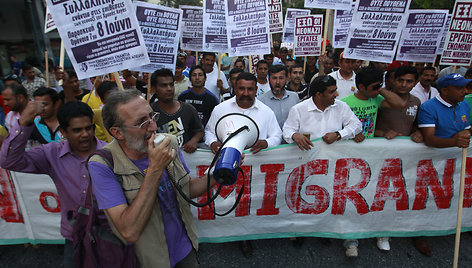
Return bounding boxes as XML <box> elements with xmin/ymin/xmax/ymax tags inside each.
<box><xmin>411</xmin><ymin>66</ymin><xmax>439</xmax><ymax>104</ymax></box>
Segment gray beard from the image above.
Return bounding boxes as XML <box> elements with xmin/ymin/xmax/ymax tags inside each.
<box><xmin>122</xmin><ymin>129</ymin><xmax>148</xmax><ymax>153</ymax></box>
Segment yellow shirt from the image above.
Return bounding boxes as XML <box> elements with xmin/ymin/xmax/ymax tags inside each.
<box><xmin>81</xmin><ymin>92</ymin><xmax>110</xmax><ymax>142</ymax></box>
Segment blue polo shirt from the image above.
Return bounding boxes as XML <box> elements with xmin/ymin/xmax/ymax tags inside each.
<box><xmin>418</xmin><ymin>95</ymin><xmax>471</xmax><ymax>138</ymax></box>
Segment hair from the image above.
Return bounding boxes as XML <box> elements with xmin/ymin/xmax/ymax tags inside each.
<box><xmin>310</xmin><ymin>75</ymin><xmax>337</xmax><ymax>96</ymax></box>
<box><xmin>263</xmin><ymin>53</ymin><xmax>274</xmax><ymax>59</ymax></box>
<box><xmin>229</xmin><ymin>67</ymin><xmax>244</xmax><ymax>77</ymax></box>
<box><xmin>22</xmin><ymin>63</ymin><xmax>33</xmax><ymax>72</ymax></box>
<box><xmin>394</xmin><ymin>65</ymin><xmax>419</xmax><ymax>80</ymax></box>
<box><xmin>176</xmin><ymin>60</ymin><xmax>185</xmax><ymax>69</ymax></box>
<box><xmin>3</xmin><ymin>74</ymin><xmax>21</xmax><ymax>84</ymax></box>
<box><xmin>289</xmin><ymin>64</ymin><xmax>303</xmax><ymax>73</ymax></box>
<box><xmin>202</xmin><ymin>52</ymin><xmax>216</xmax><ymax>60</ymax></box>
<box><xmin>234</xmin><ymin>58</ymin><xmax>245</xmax><ymax>67</ymax></box>
<box><xmin>5</xmin><ymin>83</ymin><xmax>28</xmax><ymax>98</ymax></box>
<box><xmin>419</xmin><ymin>66</ymin><xmax>437</xmax><ymax>75</ymax></box>
<box><xmin>268</xmin><ymin>64</ymin><xmax>288</xmax><ymax>77</ymax></box>
<box><xmin>96</xmin><ymin>81</ymin><xmax>118</xmax><ymax>101</ymax></box>
<box><xmin>150</xmin><ymin>68</ymin><xmax>174</xmax><ymax>87</ymax></box>
<box><xmin>466</xmin><ymin>67</ymin><xmax>472</xmax><ymax>78</ymax></box>
<box><xmin>385</xmin><ymin>69</ymin><xmax>396</xmax><ymax>82</ymax></box>
<box><xmin>33</xmin><ymin>87</ymin><xmax>60</xmax><ymax>103</ymax></box>
<box><xmin>189</xmin><ymin>65</ymin><xmax>207</xmax><ymax>78</ymax></box>
<box><xmin>57</xmin><ymin>101</ymin><xmax>94</xmax><ymax>130</ymax></box>
<box><xmin>65</xmin><ymin>69</ymin><xmax>77</xmax><ymax>80</ymax></box>
<box><xmin>256</xmin><ymin>60</ymin><xmax>269</xmax><ymax>68</ymax></box>
<box><xmin>102</xmin><ymin>89</ymin><xmax>142</xmax><ymax>132</ymax></box>
<box><xmin>355</xmin><ymin>67</ymin><xmax>384</xmax><ymax>88</ymax></box>
<box><xmin>235</xmin><ymin>72</ymin><xmax>257</xmax><ymax>85</ymax></box>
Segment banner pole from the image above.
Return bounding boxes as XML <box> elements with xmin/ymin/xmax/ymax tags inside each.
<box><xmin>270</xmin><ymin>33</ymin><xmax>274</xmax><ymax>52</ymax></box>
<box><xmin>249</xmin><ymin>55</ymin><xmax>253</xmax><ymax>73</ymax></box>
<box><xmin>85</xmin><ymin>76</ymin><xmax>100</xmax><ymax>104</ymax></box>
<box><xmin>147</xmin><ymin>73</ymin><xmax>151</xmax><ymax>102</ymax></box>
<box><xmin>45</xmin><ymin>50</ymin><xmax>49</xmax><ymax>87</ymax></box>
<box><xmin>303</xmin><ymin>56</ymin><xmax>307</xmax><ymax>74</ymax></box>
<box><xmin>453</xmin><ymin>147</ymin><xmax>468</xmax><ymax>268</ymax></box>
<box><xmin>217</xmin><ymin>53</ymin><xmax>221</xmax><ymax>80</ymax></box>
<box><xmin>196</xmin><ymin>51</ymin><xmax>199</xmax><ymax>64</ymax></box>
<box><xmin>112</xmin><ymin>72</ymin><xmax>124</xmax><ymax>91</ymax></box>
<box><xmin>322</xmin><ymin>9</ymin><xmax>331</xmax><ymax>54</ymax></box>
<box><xmin>58</xmin><ymin>42</ymin><xmax>65</xmax><ymax>86</ymax></box>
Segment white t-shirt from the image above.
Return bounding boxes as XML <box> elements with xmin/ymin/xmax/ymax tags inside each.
<box><xmin>203</xmin><ymin>68</ymin><xmax>230</xmax><ymax>98</ymax></box>
<box><xmin>410</xmin><ymin>82</ymin><xmax>439</xmax><ymax>104</ymax></box>
<box><xmin>256</xmin><ymin>81</ymin><xmax>271</xmax><ymax>97</ymax></box>
<box><xmin>328</xmin><ymin>70</ymin><xmax>357</xmax><ymax>99</ymax></box>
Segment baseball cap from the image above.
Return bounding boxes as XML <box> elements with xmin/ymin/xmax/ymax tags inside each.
<box><xmin>437</xmin><ymin>73</ymin><xmax>472</xmax><ymax>89</ymax></box>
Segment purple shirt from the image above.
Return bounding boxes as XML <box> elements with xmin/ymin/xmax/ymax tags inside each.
<box><xmin>0</xmin><ymin>122</ymin><xmax>106</xmax><ymax>240</ymax></box>
<box><xmin>88</xmin><ymin>150</ymin><xmax>192</xmax><ymax>267</ymax></box>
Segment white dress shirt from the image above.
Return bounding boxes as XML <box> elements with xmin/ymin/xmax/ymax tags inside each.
<box><xmin>328</xmin><ymin>70</ymin><xmax>357</xmax><ymax>99</ymax></box>
<box><xmin>205</xmin><ymin>96</ymin><xmax>282</xmax><ymax>148</ymax></box>
<box><xmin>283</xmin><ymin>99</ymin><xmax>362</xmax><ymax>143</ymax></box>
<box><xmin>410</xmin><ymin>82</ymin><xmax>439</xmax><ymax>104</ymax></box>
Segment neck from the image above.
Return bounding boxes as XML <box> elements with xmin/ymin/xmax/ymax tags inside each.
<box><xmin>192</xmin><ymin>86</ymin><xmax>205</xmax><ymax>94</ymax></box>
<box><xmin>157</xmin><ymin>100</ymin><xmax>180</xmax><ymax>114</ymax></box>
<box><xmin>43</xmin><ymin>116</ymin><xmax>59</xmax><ymax>128</ymax></box>
<box><xmin>313</xmin><ymin>98</ymin><xmax>327</xmax><ymax>111</ymax></box>
<box><xmin>420</xmin><ymin>82</ymin><xmax>430</xmax><ymax>91</ymax></box>
<box><xmin>64</xmin><ymin>88</ymin><xmax>82</xmax><ymax>103</ymax></box>
<box><xmin>441</xmin><ymin>94</ymin><xmax>458</xmax><ymax>106</ymax></box>
<box><xmin>257</xmin><ymin>76</ymin><xmax>267</xmax><ymax>83</ymax></box>
<box><xmin>75</xmin><ymin>139</ymin><xmax>97</xmax><ymax>159</ymax></box>
<box><xmin>175</xmin><ymin>74</ymin><xmax>184</xmax><ymax>82</ymax></box>
<box><xmin>273</xmin><ymin>89</ymin><xmax>285</xmax><ymax>99</ymax></box>
<box><xmin>119</xmin><ymin>141</ymin><xmax>148</xmax><ymax>160</ymax></box>
<box><xmin>289</xmin><ymin>81</ymin><xmax>299</xmax><ymax>91</ymax></box>
<box><xmin>339</xmin><ymin>69</ymin><xmax>353</xmax><ymax>79</ymax></box>
<box><xmin>354</xmin><ymin>91</ymin><xmax>369</xmax><ymax>100</ymax></box>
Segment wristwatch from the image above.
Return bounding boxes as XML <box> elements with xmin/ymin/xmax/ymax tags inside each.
<box><xmin>335</xmin><ymin>131</ymin><xmax>342</xmax><ymax>141</ymax></box>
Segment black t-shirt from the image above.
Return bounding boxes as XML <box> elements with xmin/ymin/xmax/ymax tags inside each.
<box><xmin>177</xmin><ymin>89</ymin><xmax>219</xmax><ymax>127</ymax></box>
<box><xmin>151</xmin><ymin>101</ymin><xmax>204</xmax><ymax>146</ymax></box>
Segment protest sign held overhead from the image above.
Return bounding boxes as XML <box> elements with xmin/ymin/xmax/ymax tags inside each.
<box><xmin>282</xmin><ymin>8</ymin><xmax>311</xmax><ymax>44</ymax></box>
<box><xmin>396</xmin><ymin>10</ymin><xmax>449</xmax><ymax>63</ymax></box>
<box><xmin>180</xmin><ymin>5</ymin><xmax>203</xmax><ymax>52</ymax></box>
<box><xmin>44</xmin><ymin>6</ymin><xmax>56</xmax><ymax>34</ymax></box>
<box><xmin>132</xmin><ymin>2</ymin><xmax>182</xmax><ymax>73</ymax></box>
<box><xmin>304</xmin><ymin>0</ymin><xmax>352</xmax><ymax>11</ymax></box>
<box><xmin>203</xmin><ymin>0</ymin><xmax>228</xmax><ymax>53</ymax></box>
<box><xmin>268</xmin><ymin>0</ymin><xmax>284</xmax><ymax>34</ymax></box>
<box><xmin>440</xmin><ymin>0</ymin><xmax>472</xmax><ymax>66</ymax></box>
<box><xmin>226</xmin><ymin>0</ymin><xmax>271</xmax><ymax>57</ymax></box>
<box><xmin>294</xmin><ymin>15</ymin><xmax>323</xmax><ymax>56</ymax></box>
<box><xmin>344</xmin><ymin>0</ymin><xmax>411</xmax><ymax>63</ymax></box>
<box><xmin>45</xmin><ymin>0</ymin><xmax>149</xmax><ymax>80</ymax></box>
<box><xmin>333</xmin><ymin>4</ymin><xmax>355</xmax><ymax>48</ymax></box>
<box><xmin>437</xmin><ymin>14</ymin><xmax>452</xmax><ymax>55</ymax></box>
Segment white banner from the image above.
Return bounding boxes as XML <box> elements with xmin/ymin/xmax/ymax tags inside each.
<box><xmin>333</xmin><ymin>4</ymin><xmax>355</xmax><ymax>48</ymax></box>
<box><xmin>44</xmin><ymin>6</ymin><xmax>56</xmax><ymax>34</ymax></box>
<box><xmin>180</xmin><ymin>5</ymin><xmax>203</xmax><ymax>52</ymax></box>
<box><xmin>440</xmin><ymin>0</ymin><xmax>472</xmax><ymax>66</ymax></box>
<box><xmin>396</xmin><ymin>10</ymin><xmax>449</xmax><ymax>63</ymax></box>
<box><xmin>3</xmin><ymin>139</ymin><xmax>472</xmax><ymax>244</ymax></box>
<box><xmin>45</xmin><ymin>0</ymin><xmax>149</xmax><ymax>80</ymax></box>
<box><xmin>282</xmin><ymin>8</ymin><xmax>311</xmax><ymax>44</ymax></box>
<box><xmin>437</xmin><ymin>14</ymin><xmax>452</xmax><ymax>55</ymax></box>
<box><xmin>203</xmin><ymin>0</ymin><xmax>228</xmax><ymax>53</ymax></box>
<box><xmin>225</xmin><ymin>0</ymin><xmax>271</xmax><ymax>57</ymax></box>
<box><xmin>132</xmin><ymin>2</ymin><xmax>182</xmax><ymax>73</ymax></box>
<box><xmin>294</xmin><ymin>15</ymin><xmax>323</xmax><ymax>57</ymax></box>
<box><xmin>268</xmin><ymin>0</ymin><xmax>284</xmax><ymax>34</ymax></box>
<box><xmin>304</xmin><ymin>0</ymin><xmax>352</xmax><ymax>11</ymax></box>
<box><xmin>344</xmin><ymin>0</ymin><xmax>411</xmax><ymax>63</ymax></box>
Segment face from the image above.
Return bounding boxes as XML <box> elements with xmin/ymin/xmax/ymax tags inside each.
<box><xmin>280</xmin><ymin>49</ymin><xmax>288</xmax><ymax>59</ymax></box>
<box><xmin>317</xmin><ymin>85</ymin><xmax>338</xmax><ymax>107</ymax></box>
<box><xmin>177</xmin><ymin>56</ymin><xmax>186</xmax><ymax>64</ymax></box>
<box><xmin>289</xmin><ymin>67</ymin><xmax>303</xmax><ymax>85</ymax></box>
<box><xmin>339</xmin><ymin>58</ymin><xmax>355</xmax><ymax>73</ymax></box>
<box><xmin>324</xmin><ymin>58</ymin><xmax>335</xmax><ymax>71</ymax></box>
<box><xmin>235</xmin><ymin>79</ymin><xmax>257</xmax><ymax>109</ymax></box>
<box><xmin>61</xmin><ymin>116</ymin><xmax>95</xmax><ymax>154</ymax></box>
<box><xmin>307</xmin><ymin>56</ymin><xmax>317</xmax><ymax>67</ymax></box>
<box><xmin>264</xmin><ymin>56</ymin><xmax>274</xmax><ymax>66</ymax></box>
<box><xmin>385</xmin><ymin>72</ymin><xmax>396</xmax><ymax>90</ymax></box>
<box><xmin>25</xmin><ymin>68</ymin><xmax>35</xmax><ymax>80</ymax></box>
<box><xmin>229</xmin><ymin>72</ymin><xmax>240</xmax><ymax>88</ymax></box>
<box><xmin>285</xmin><ymin>60</ymin><xmax>295</xmax><ymax>69</ymax></box>
<box><xmin>394</xmin><ymin>74</ymin><xmax>416</xmax><ymax>95</ymax></box>
<box><xmin>419</xmin><ymin>70</ymin><xmax>436</xmax><ymax>88</ymax></box>
<box><xmin>256</xmin><ymin>63</ymin><xmax>269</xmax><ymax>78</ymax></box>
<box><xmin>2</xmin><ymin>88</ymin><xmax>21</xmax><ymax>111</ymax></box>
<box><xmin>443</xmin><ymin>85</ymin><xmax>467</xmax><ymax>104</ymax></box>
<box><xmin>269</xmin><ymin>70</ymin><xmax>287</xmax><ymax>95</ymax></box>
<box><xmin>64</xmin><ymin>73</ymin><xmax>80</xmax><ymax>92</ymax></box>
<box><xmin>34</xmin><ymin>95</ymin><xmax>58</xmax><ymax>119</ymax></box>
<box><xmin>190</xmin><ymin>68</ymin><xmax>206</xmax><ymax>88</ymax></box>
<box><xmin>373</xmin><ymin>62</ymin><xmax>389</xmax><ymax>72</ymax></box>
<box><xmin>201</xmin><ymin>55</ymin><xmax>215</xmax><ymax>73</ymax></box>
<box><xmin>234</xmin><ymin>61</ymin><xmax>245</xmax><ymax>70</ymax></box>
<box><xmin>175</xmin><ymin>66</ymin><xmax>183</xmax><ymax>77</ymax></box>
<box><xmin>360</xmin><ymin>81</ymin><xmax>383</xmax><ymax>99</ymax></box>
<box><xmin>154</xmin><ymin>76</ymin><xmax>175</xmax><ymax>103</ymax></box>
<box><xmin>354</xmin><ymin>60</ymin><xmax>363</xmax><ymax>72</ymax></box>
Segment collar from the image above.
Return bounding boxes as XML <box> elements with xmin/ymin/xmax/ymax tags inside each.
<box><xmin>307</xmin><ymin>98</ymin><xmax>338</xmax><ymax>112</ymax></box>
<box><xmin>268</xmin><ymin>89</ymin><xmax>290</xmax><ymax>100</ymax></box>
<box><xmin>58</xmin><ymin>136</ymin><xmax>104</xmax><ymax>158</ymax></box>
<box><xmin>229</xmin><ymin>96</ymin><xmax>260</xmax><ymax>110</ymax></box>
<box><xmin>436</xmin><ymin>95</ymin><xmax>454</xmax><ymax>108</ymax></box>
<box><xmin>335</xmin><ymin>70</ymin><xmax>355</xmax><ymax>81</ymax></box>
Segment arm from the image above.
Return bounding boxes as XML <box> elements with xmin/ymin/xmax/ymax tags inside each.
<box><xmin>380</xmin><ymin>89</ymin><xmax>407</xmax><ymax>110</ymax></box>
<box><xmin>421</xmin><ymin>127</ymin><xmax>470</xmax><ymax>148</ymax></box>
<box><xmin>182</xmin><ymin>131</ymin><xmax>204</xmax><ymax>153</ymax></box>
<box><xmin>189</xmin><ymin>175</ymin><xmax>217</xmax><ymax>199</ymax></box>
<box><xmin>264</xmin><ymin>110</ymin><xmax>283</xmax><ymax>148</ymax></box>
<box><xmin>122</xmin><ymin>69</ymin><xmax>137</xmax><ymax>86</ymax></box>
<box><xmin>204</xmin><ymin>108</ymin><xmax>220</xmax><ymax>147</ymax></box>
<box><xmin>339</xmin><ymin>102</ymin><xmax>362</xmax><ymax>139</ymax></box>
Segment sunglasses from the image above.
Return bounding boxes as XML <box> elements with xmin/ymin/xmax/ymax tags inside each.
<box><xmin>372</xmin><ymin>83</ymin><xmax>383</xmax><ymax>91</ymax></box>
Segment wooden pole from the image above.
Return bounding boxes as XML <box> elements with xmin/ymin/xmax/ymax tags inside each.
<box><xmin>147</xmin><ymin>73</ymin><xmax>151</xmax><ymax>102</ymax></box>
<box><xmin>249</xmin><ymin>55</ymin><xmax>253</xmax><ymax>74</ymax></box>
<box><xmin>322</xmin><ymin>9</ymin><xmax>331</xmax><ymax>54</ymax></box>
<box><xmin>453</xmin><ymin>147</ymin><xmax>468</xmax><ymax>268</ymax></box>
<box><xmin>58</xmin><ymin>42</ymin><xmax>65</xmax><ymax>86</ymax></box>
<box><xmin>112</xmin><ymin>72</ymin><xmax>124</xmax><ymax>91</ymax></box>
<box><xmin>303</xmin><ymin>57</ymin><xmax>307</xmax><ymax>74</ymax></box>
<box><xmin>196</xmin><ymin>51</ymin><xmax>199</xmax><ymax>64</ymax></box>
<box><xmin>44</xmin><ymin>50</ymin><xmax>49</xmax><ymax>87</ymax></box>
<box><xmin>217</xmin><ymin>53</ymin><xmax>222</xmax><ymax>80</ymax></box>
<box><xmin>270</xmin><ymin>33</ymin><xmax>274</xmax><ymax>52</ymax></box>
<box><xmin>85</xmin><ymin>76</ymin><xmax>100</xmax><ymax>104</ymax></box>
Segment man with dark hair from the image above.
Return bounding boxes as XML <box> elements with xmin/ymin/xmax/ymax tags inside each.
<box><xmin>411</xmin><ymin>66</ymin><xmax>438</xmax><ymax>104</ymax></box>
<box><xmin>256</xmin><ymin>60</ymin><xmax>270</xmax><ymax>96</ymax></box>
<box><xmin>174</xmin><ymin>60</ymin><xmax>189</xmax><ymax>99</ymax></box>
<box><xmin>224</xmin><ymin>68</ymin><xmax>245</xmax><ymax>101</ymax></box>
<box><xmin>21</xmin><ymin>63</ymin><xmax>46</xmax><ymax>98</ymax></box>
<box><xmin>200</xmin><ymin>52</ymin><xmax>229</xmax><ymax>98</ymax></box>
<box><xmin>31</xmin><ymin>87</ymin><xmax>62</xmax><ymax>144</ymax></box>
<box><xmin>96</xmin><ymin>81</ymin><xmax>118</xmax><ymax>104</ymax></box>
<box><xmin>286</xmin><ymin>64</ymin><xmax>309</xmax><ymax>100</ymax></box>
<box><xmin>150</xmin><ymin>68</ymin><xmax>204</xmax><ymax>153</ymax></box>
<box><xmin>1</xmin><ymin>101</ymin><xmax>105</xmax><ymax>267</ymax></box>
<box><xmin>259</xmin><ymin>64</ymin><xmax>299</xmax><ymax>129</ymax></box>
<box><xmin>58</xmin><ymin>69</ymin><xmax>90</xmax><ymax>103</ymax></box>
<box><xmin>328</xmin><ymin>51</ymin><xmax>357</xmax><ymax>99</ymax></box>
<box><xmin>89</xmin><ymin>81</ymin><xmax>117</xmax><ymax>143</ymax></box>
<box><xmin>263</xmin><ymin>53</ymin><xmax>275</xmax><ymax>66</ymax></box>
<box><xmin>2</xmin><ymin>83</ymin><xmax>29</xmax><ymax>131</ymax></box>
<box><xmin>283</xmin><ymin>75</ymin><xmax>361</xmax><ymax>150</ymax></box>
<box><xmin>384</xmin><ymin>69</ymin><xmax>396</xmax><ymax>91</ymax></box>
<box><xmin>179</xmin><ymin>66</ymin><xmax>219</xmax><ymax>127</ymax></box>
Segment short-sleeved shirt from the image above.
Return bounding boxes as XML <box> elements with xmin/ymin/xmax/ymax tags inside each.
<box><xmin>342</xmin><ymin>94</ymin><xmax>384</xmax><ymax>138</ymax></box>
<box><xmin>178</xmin><ymin>88</ymin><xmax>219</xmax><ymax>127</ymax></box>
<box><xmin>417</xmin><ymin>95</ymin><xmax>471</xmax><ymax>138</ymax></box>
<box><xmin>376</xmin><ymin>94</ymin><xmax>421</xmax><ymax>136</ymax></box>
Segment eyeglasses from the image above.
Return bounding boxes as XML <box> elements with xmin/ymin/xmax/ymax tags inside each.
<box><xmin>372</xmin><ymin>83</ymin><xmax>383</xmax><ymax>91</ymax></box>
<box><xmin>122</xmin><ymin>112</ymin><xmax>159</xmax><ymax>130</ymax></box>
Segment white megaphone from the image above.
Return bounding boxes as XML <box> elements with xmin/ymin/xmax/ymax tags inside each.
<box><xmin>213</xmin><ymin>113</ymin><xmax>259</xmax><ymax>185</ymax></box>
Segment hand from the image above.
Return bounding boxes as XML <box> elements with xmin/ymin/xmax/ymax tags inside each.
<box><xmin>322</xmin><ymin>132</ymin><xmax>338</xmax><ymax>144</ymax></box>
<box><xmin>410</xmin><ymin>130</ymin><xmax>423</xmax><ymax>143</ymax></box>
<box><xmin>210</xmin><ymin>141</ymin><xmax>222</xmax><ymax>154</ymax></box>
<box><xmin>182</xmin><ymin>140</ymin><xmax>197</xmax><ymax>153</ymax></box>
<box><xmin>217</xmin><ymin>79</ymin><xmax>223</xmax><ymax>90</ymax></box>
<box><xmin>318</xmin><ymin>52</ymin><xmax>328</xmax><ymax>65</ymax></box>
<box><xmin>454</xmin><ymin>130</ymin><xmax>471</xmax><ymax>148</ymax></box>
<box><xmin>19</xmin><ymin>101</ymin><xmax>42</xmax><ymax>126</ymax></box>
<box><xmin>384</xmin><ymin>130</ymin><xmax>399</xmax><ymax>140</ymax></box>
<box><xmin>54</xmin><ymin>66</ymin><xmax>64</xmax><ymax>81</ymax></box>
<box><xmin>354</xmin><ymin>133</ymin><xmax>365</xmax><ymax>143</ymax></box>
<box><xmin>147</xmin><ymin>134</ymin><xmax>175</xmax><ymax>173</ymax></box>
<box><xmin>250</xmin><ymin>140</ymin><xmax>268</xmax><ymax>154</ymax></box>
<box><xmin>292</xmin><ymin>133</ymin><xmax>313</xmax><ymax>150</ymax></box>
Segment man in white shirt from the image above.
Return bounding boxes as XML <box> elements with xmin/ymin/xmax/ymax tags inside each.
<box><xmin>200</xmin><ymin>52</ymin><xmax>230</xmax><ymax>99</ymax></box>
<box><xmin>410</xmin><ymin>66</ymin><xmax>439</xmax><ymax>104</ymax></box>
<box><xmin>205</xmin><ymin>72</ymin><xmax>282</xmax><ymax>154</ymax></box>
<box><xmin>283</xmin><ymin>75</ymin><xmax>361</xmax><ymax>150</ymax></box>
<box><xmin>328</xmin><ymin>51</ymin><xmax>357</xmax><ymax>99</ymax></box>
<box><xmin>256</xmin><ymin>60</ymin><xmax>270</xmax><ymax>97</ymax></box>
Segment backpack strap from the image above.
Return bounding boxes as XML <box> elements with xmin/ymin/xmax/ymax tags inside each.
<box><xmin>87</xmin><ymin>148</ymin><xmax>123</xmax><ymax>186</ymax></box>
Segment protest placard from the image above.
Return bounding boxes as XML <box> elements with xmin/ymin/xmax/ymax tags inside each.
<box><xmin>343</xmin><ymin>0</ymin><xmax>411</xmax><ymax>63</ymax></box>
<box><xmin>440</xmin><ymin>0</ymin><xmax>472</xmax><ymax>66</ymax></box>
<box><xmin>294</xmin><ymin>15</ymin><xmax>323</xmax><ymax>56</ymax></box>
<box><xmin>132</xmin><ymin>2</ymin><xmax>182</xmax><ymax>73</ymax></box>
<box><xmin>250</xmin><ymin>55</ymin><xmax>262</xmax><ymax>74</ymax></box>
<box><xmin>396</xmin><ymin>10</ymin><xmax>449</xmax><ymax>63</ymax></box>
<box><xmin>44</xmin><ymin>6</ymin><xmax>56</xmax><ymax>34</ymax></box>
<box><xmin>333</xmin><ymin>4</ymin><xmax>355</xmax><ymax>48</ymax></box>
<box><xmin>226</xmin><ymin>0</ymin><xmax>271</xmax><ymax>57</ymax></box>
<box><xmin>203</xmin><ymin>0</ymin><xmax>228</xmax><ymax>53</ymax></box>
<box><xmin>180</xmin><ymin>5</ymin><xmax>203</xmax><ymax>52</ymax></box>
<box><xmin>438</xmin><ymin>14</ymin><xmax>452</xmax><ymax>55</ymax></box>
<box><xmin>45</xmin><ymin>0</ymin><xmax>149</xmax><ymax>80</ymax></box>
<box><xmin>268</xmin><ymin>0</ymin><xmax>284</xmax><ymax>34</ymax></box>
<box><xmin>282</xmin><ymin>8</ymin><xmax>311</xmax><ymax>44</ymax></box>
<box><xmin>304</xmin><ymin>0</ymin><xmax>352</xmax><ymax>11</ymax></box>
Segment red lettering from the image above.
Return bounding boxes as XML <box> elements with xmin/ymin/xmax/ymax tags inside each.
<box><xmin>285</xmin><ymin>160</ymin><xmax>329</xmax><ymax>214</ymax></box>
<box><xmin>463</xmin><ymin>157</ymin><xmax>472</xmax><ymax>208</ymax></box>
<box><xmin>256</xmin><ymin>164</ymin><xmax>283</xmax><ymax>215</ymax></box>
<box><xmin>412</xmin><ymin>159</ymin><xmax>454</xmax><ymax>210</ymax></box>
<box><xmin>196</xmin><ymin>165</ymin><xmax>217</xmax><ymax>220</ymax></box>
<box><xmin>332</xmin><ymin>158</ymin><xmax>370</xmax><ymax>215</ymax></box>
<box><xmin>371</xmin><ymin>159</ymin><xmax>408</xmax><ymax>211</ymax></box>
<box><xmin>0</xmin><ymin>169</ymin><xmax>23</xmax><ymax>223</ymax></box>
<box><xmin>39</xmin><ymin>192</ymin><xmax>61</xmax><ymax>213</ymax></box>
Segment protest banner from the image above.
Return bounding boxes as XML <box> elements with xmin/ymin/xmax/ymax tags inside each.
<box><xmin>132</xmin><ymin>2</ymin><xmax>182</xmax><ymax>73</ymax></box>
<box><xmin>396</xmin><ymin>10</ymin><xmax>449</xmax><ymax>63</ymax></box>
<box><xmin>333</xmin><ymin>4</ymin><xmax>355</xmax><ymax>48</ymax></box>
<box><xmin>45</xmin><ymin>0</ymin><xmax>149</xmax><ymax>80</ymax></box>
<box><xmin>2</xmin><ymin>139</ymin><xmax>472</xmax><ymax>244</ymax></box>
<box><xmin>282</xmin><ymin>8</ymin><xmax>311</xmax><ymax>44</ymax></box>
<box><xmin>203</xmin><ymin>0</ymin><xmax>228</xmax><ymax>53</ymax></box>
<box><xmin>438</xmin><ymin>15</ymin><xmax>452</xmax><ymax>55</ymax></box>
<box><xmin>225</xmin><ymin>0</ymin><xmax>271</xmax><ymax>57</ymax></box>
<box><xmin>180</xmin><ymin>5</ymin><xmax>203</xmax><ymax>52</ymax></box>
<box><xmin>440</xmin><ymin>0</ymin><xmax>472</xmax><ymax>66</ymax></box>
<box><xmin>343</xmin><ymin>0</ymin><xmax>411</xmax><ymax>63</ymax></box>
<box><xmin>44</xmin><ymin>6</ymin><xmax>56</xmax><ymax>34</ymax></box>
<box><xmin>268</xmin><ymin>0</ymin><xmax>284</xmax><ymax>34</ymax></box>
<box><xmin>304</xmin><ymin>0</ymin><xmax>352</xmax><ymax>11</ymax></box>
<box><xmin>294</xmin><ymin>15</ymin><xmax>323</xmax><ymax>57</ymax></box>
